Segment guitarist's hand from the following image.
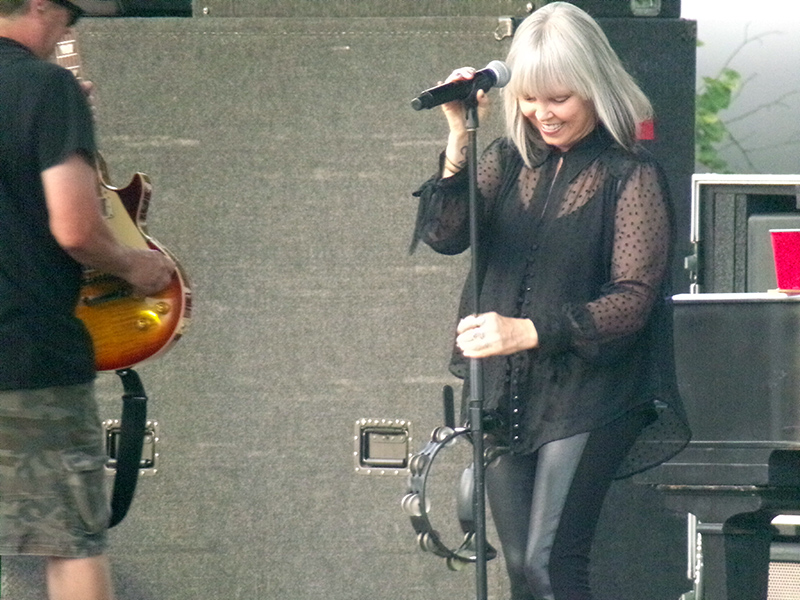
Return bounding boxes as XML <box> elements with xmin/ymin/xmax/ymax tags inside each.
<box><xmin>122</xmin><ymin>249</ymin><xmax>176</xmax><ymax>297</ymax></box>
<box><xmin>78</xmin><ymin>80</ymin><xmax>97</xmax><ymax>120</ymax></box>
<box><xmin>44</xmin><ymin>154</ymin><xmax>176</xmax><ymax>297</ymax></box>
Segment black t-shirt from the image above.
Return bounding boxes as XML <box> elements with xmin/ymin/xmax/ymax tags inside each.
<box><xmin>0</xmin><ymin>37</ymin><xmax>96</xmax><ymax>390</ymax></box>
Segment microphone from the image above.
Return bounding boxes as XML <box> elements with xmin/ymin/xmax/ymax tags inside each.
<box><xmin>411</xmin><ymin>60</ymin><xmax>511</xmax><ymax>111</ymax></box>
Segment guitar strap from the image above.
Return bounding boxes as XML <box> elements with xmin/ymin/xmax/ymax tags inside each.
<box><xmin>109</xmin><ymin>368</ymin><xmax>148</xmax><ymax>528</ymax></box>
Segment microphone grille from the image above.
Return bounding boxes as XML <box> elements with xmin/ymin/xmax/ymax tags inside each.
<box><xmin>486</xmin><ymin>60</ymin><xmax>511</xmax><ymax>88</ymax></box>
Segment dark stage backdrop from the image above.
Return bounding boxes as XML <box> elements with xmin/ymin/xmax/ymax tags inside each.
<box><xmin>1</xmin><ymin>9</ymin><xmax>694</xmax><ymax>600</ymax></box>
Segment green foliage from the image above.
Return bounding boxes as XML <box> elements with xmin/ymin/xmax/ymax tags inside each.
<box><xmin>695</xmin><ymin>66</ymin><xmax>742</xmax><ymax>173</ymax></box>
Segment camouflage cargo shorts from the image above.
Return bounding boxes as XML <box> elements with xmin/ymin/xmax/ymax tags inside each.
<box><xmin>0</xmin><ymin>382</ymin><xmax>110</xmax><ymax>557</ymax></box>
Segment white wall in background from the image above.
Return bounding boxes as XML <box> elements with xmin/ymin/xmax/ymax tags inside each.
<box><xmin>681</xmin><ymin>0</ymin><xmax>800</xmax><ymax>173</ymax></box>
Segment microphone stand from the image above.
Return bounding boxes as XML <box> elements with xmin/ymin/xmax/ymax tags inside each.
<box><xmin>464</xmin><ymin>96</ymin><xmax>489</xmax><ymax>600</ymax></box>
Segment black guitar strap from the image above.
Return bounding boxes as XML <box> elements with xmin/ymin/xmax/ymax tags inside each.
<box><xmin>109</xmin><ymin>368</ymin><xmax>147</xmax><ymax>528</ymax></box>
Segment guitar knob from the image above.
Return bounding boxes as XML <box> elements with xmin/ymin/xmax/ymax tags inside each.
<box><xmin>136</xmin><ymin>311</ymin><xmax>160</xmax><ymax>331</ymax></box>
<box><xmin>154</xmin><ymin>301</ymin><xmax>170</xmax><ymax>315</ymax></box>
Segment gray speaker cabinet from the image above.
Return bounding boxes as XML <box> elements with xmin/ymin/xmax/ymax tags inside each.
<box><xmin>0</xmin><ymin>12</ymin><xmax>694</xmax><ymax>600</ymax></box>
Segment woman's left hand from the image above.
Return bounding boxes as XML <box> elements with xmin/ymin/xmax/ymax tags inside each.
<box><xmin>456</xmin><ymin>312</ymin><xmax>539</xmax><ymax>358</ymax></box>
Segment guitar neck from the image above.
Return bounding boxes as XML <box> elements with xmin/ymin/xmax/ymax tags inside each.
<box><xmin>54</xmin><ymin>35</ymin><xmax>83</xmax><ymax>79</ymax></box>
<box><xmin>51</xmin><ymin>35</ymin><xmax>147</xmax><ymax>251</ymax></box>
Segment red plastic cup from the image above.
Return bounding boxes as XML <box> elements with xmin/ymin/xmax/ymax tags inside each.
<box><xmin>770</xmin><ymin>229</ymin><xmax>800</xmax><ymax>290</ymax></box>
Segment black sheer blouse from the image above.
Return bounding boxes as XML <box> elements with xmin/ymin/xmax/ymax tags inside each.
<box><xmin>412</xmin><ymin>127</ymin><xmax>690</xmax><ymax>477</ymax></box>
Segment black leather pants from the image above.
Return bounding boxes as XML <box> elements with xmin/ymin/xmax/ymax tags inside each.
<box><xmin>485</xmin><ymin>411</ymin><xmax>648</xmax><ymax>600</ymax></box>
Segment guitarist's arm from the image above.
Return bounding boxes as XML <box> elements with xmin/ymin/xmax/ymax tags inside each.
<box><xmin>42</xmin><ymin>151</ymin><xmax>175</xmax><ymax>296</ymax></box>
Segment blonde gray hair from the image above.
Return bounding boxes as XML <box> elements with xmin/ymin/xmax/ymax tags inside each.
<box><xmin>503</xmin><ymin>2</ymin><xmax>652</xmax><ymax>166</ymax></box>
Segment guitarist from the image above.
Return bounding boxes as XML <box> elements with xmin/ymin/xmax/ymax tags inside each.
<box><xmin>0</xmin><ymin>2</ymin><xmax>174</xmax><ymax>599</ymax></box>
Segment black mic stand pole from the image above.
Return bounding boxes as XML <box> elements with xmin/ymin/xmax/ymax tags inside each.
<box><xmin>464</xmin><ymin>96</ymin><xmax>489</xmax><ymax>600</ymax></box>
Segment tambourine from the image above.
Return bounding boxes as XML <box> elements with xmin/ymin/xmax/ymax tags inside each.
<box><xmin>401</xmin><ymin>424</ymin><xmax>507</xmax><ymax>571</ymax></box>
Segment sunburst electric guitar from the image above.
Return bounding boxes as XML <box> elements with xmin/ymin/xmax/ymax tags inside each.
<box><xmin>55</xmin><ymin>36</ymin><xmax>192</xmax><ymax>372</ymax></box>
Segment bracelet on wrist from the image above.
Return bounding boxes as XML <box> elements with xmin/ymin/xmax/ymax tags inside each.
<box><xmin>444</xmin><ymin>155</ymin><xmax>466</xmax><ymax>172</ymax></box>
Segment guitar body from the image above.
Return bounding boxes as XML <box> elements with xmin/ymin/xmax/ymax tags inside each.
<box><xmin>55</xmin><ymin>36</ymin><xmax>191</xmax><ymax>371</ymax></box>
<box><xmin>76</xmin><ymin>156</ymin><xmax>192</xmax><ymax>371</ymax></box>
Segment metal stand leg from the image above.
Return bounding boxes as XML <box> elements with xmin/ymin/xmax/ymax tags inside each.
<box><xmin>681</xmin><ymin>513</ymin><xmax>704</xmax><ymax>600</ymax></box>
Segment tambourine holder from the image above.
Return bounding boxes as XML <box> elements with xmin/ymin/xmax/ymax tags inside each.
<box><xmin>464</xmin><ymin>97</ymin><xmax>489</xmax><ymax>600</ymax></box>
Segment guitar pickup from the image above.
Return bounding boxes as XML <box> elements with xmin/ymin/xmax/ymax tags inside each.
<box><xmin>83</xmin><ymin>272</ymin><xmax>119</xmax><ymax>285</ymax></box>
<box><xmin>81</xmin><ymin>287</ymin><xmax>132</xmax><ymax>306</ymax></box>
<box><xmin>81</xmin><ymin>272</ymin><xmax>133</xmax><ymax>306</ymax></box>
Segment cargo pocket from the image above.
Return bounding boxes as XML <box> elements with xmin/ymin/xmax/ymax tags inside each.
<box><xmin>61</xmin><ymin>446</ymin><xmax>110</xmax><ymax>535</ymax></box>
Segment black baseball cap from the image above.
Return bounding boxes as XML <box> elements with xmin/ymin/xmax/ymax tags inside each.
<box><xmin>48</xmin><ymin>0</ymin><xmax>85</xmax><ymax>26</ymax></box>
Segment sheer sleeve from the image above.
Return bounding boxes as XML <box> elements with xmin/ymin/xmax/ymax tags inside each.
<box><xmin>568</xmin><ymin>162</ymin><xmax>672</xmax><ymax>355</ymax></box>
<box><xmin>410</xmin><ymin>138</ymin><xmax>508</xmax><ymax>255</ymax></box>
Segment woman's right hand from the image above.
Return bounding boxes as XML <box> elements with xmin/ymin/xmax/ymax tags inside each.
<box><xmin>440</xmin><ymin>67</ymin><xmax>491</xmax><ymax>133</ymax></box>
<box><xmin>440</xmin><ymin>67</ymin><xmax>491</xmax><ymax>177</ymax></box>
